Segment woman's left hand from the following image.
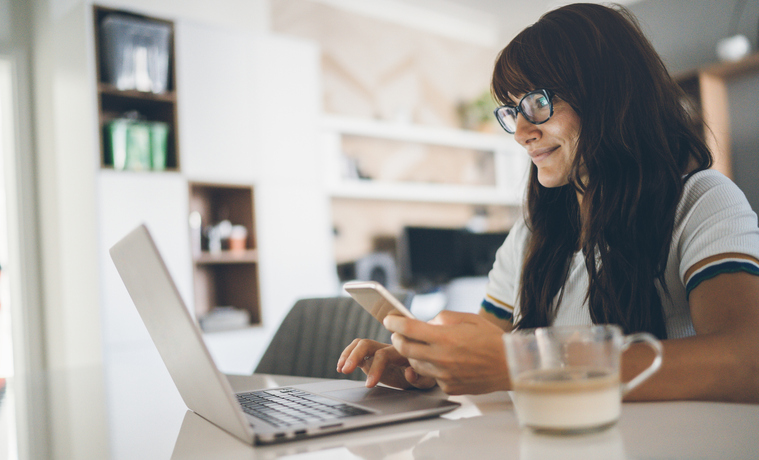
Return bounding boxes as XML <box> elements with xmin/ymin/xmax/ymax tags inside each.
<box><xmin>383</xmin><ymin>311</ymin><xmax>510</xmax><ymax>395</ymax></box>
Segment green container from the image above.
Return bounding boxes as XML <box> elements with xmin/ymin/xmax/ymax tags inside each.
<box><xmin>150</xmin><ymin>122</ymin><xmax>169</xmax><ymax>170</ymax></box>
<box><xmin>106</xmin><ymin>119</ymin><xmax>130</xmax><ymax>170</ymax></box>
<box><xmin>125</xmin><ymin>122</ymin><xmax>151</xmax><ymax>171</ymax></box>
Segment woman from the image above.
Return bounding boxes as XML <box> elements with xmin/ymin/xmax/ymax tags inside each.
<box><xmin>337</xmin><ymin>3</ymin><xmax>759</xmax><ymax>402</ymax></box>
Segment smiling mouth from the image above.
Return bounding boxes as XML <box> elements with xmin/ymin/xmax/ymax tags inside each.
<box><xmin>529</xmin><ymin>146</ymin><xmax>559</xmax><ymax>162</ymax></box>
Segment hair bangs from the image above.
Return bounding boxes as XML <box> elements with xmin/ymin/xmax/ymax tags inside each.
<box><xmin>491</xmin><ymin>20</ymin><xmax>575</xmax><ymax>106</ymax></box>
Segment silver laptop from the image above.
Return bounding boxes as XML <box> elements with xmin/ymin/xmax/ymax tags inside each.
<box><xmin>109</xmin><ymin>224</ymin><xmax>459</xmax><ymax>445</ymax></box>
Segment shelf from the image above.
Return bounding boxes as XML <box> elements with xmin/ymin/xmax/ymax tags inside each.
<box><xmin>322</xmin><ymin>115</ymin><xmax>517</xmax><ymax>151</ymax></box>
<box><xmin>321</xmin><ymin>115</ymin><xmax>528</xmax><ymax>206</ymax></box>
<box><xmin>194</xmin><ymin>249</ymin><xmax>258</xmax><ymax>265</ymax></box>
<box><xmin>98</xmin><ymin>83</ymin><xmax>177</xmax><ymax>102</ymax></box>
<box><xmin>677</xmin><ymin>52</ymin><xmax>759</xmax><ymax>80</ymax></box>
<box><xmin>674</xmin><ymin>52</ymin><xmax>759</xmax><ymax>179</ymax></box>
<box><xmin>329</xmin><ymin>180</ymin><xmax>522</xmax><ymax>205</ymax></box>
<box><xmin>93</xmin><ymin>6</ymin><xmax>180</xmax><ymax>171</ymax></box>
<box><xmin>189</xmin><ymin>182</ymin><xmax>260</xmax><ymax>327</ymax></box>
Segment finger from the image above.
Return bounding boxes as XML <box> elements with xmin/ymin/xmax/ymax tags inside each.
<box><xmin>337</xmin><ymin>339</ymin><xmax>361</xmax><ymax>373</ymax></box>
<box><xmin>339</xmin><ymin>340</ymin><xmax>375</xmax><ymax>374</ymax></box>
<box><xmin>390</xmin><ymin>331</ymin><xmax>435</xmax><ymax>362</ymax></box>
<box><xmin>404</xmin><ymin>365</ymin><xmax>419</xmax><ymax>384</ymax></box>
<box><xmin>365</xmin><ymin>350</ymin><xmax>390</xmax><ymax>388</ymax></box>
<box><xmin>404</xmin><ymin>366</ymin><xmax>436</xmax><ymax>390</ymax></box>
<box><xmin>429</xmin><ymin>310</ymin><xmax>476</xmax><ymax>325</ymax></box>
<box><xmin>383</xmin><ymin>316</ymin><xmax>436</xmax><ymax>344</ymax></box>
<box><xmin>408</xmin><ymin>357</ymin><xmax>443</xmax><ymax>380</ymax></box>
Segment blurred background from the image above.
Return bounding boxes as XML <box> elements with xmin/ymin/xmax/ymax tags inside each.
<box><xmin>1</xmin><ymin>0</ymin><xmax>758</xmax><ymax>458</ymax></box>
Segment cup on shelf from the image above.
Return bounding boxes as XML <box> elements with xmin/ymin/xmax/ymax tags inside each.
<box><xmin>229</xmin><ymin>225</ymin><xmax>248</xmax><ymax>252</ymax></box>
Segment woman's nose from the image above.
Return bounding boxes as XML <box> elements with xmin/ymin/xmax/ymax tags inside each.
<box><xmin>513</xmin><ymin>115</ymin><xmax>540</xmax><ymax>146</ymax></box>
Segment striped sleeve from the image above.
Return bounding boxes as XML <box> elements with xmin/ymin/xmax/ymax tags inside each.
<box><xmin>677</xmin><ymin>171</ymin><xmax>759</xmax><ymax>294</ymax></box>
<box><xmin>481</xmin><ymin>294</ymin><xmax>514</xmax><ymax>321</ymax></box>
<box><xmin>685</xmin><ymin>255</ymin><xmax>759</xmax><ymax>297</ymax></box>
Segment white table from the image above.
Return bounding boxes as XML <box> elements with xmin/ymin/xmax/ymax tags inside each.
<box><xmin>5</xmin><ymin>368</ymin><xmax>758</xmax><ymax>459</ymax></box>
<box><xmin>170</xmin><ymin>374</ymin><xmax>758</xmax><ymax>460</ymax></box>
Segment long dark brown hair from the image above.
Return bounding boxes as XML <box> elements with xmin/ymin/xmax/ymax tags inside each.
<box><xmin>491</xmin><ymin>3</ymin><xmax>712</xmax><ymax>338</ymax></box>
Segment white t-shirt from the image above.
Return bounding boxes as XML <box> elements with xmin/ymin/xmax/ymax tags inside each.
<box><xmin>482</xmin><ymin>170</ymin><xmax>759</xmax><ymax>339</ymax></box>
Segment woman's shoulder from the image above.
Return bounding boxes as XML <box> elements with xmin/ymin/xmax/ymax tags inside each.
<box><xmin>683</xmin><ymin>168</ymin><xmax>740</xmax><ymax>192</ymax></box>
<box><xmin>680</xmin><ymin>169</ymin><xmax>750</xmax><ymax>211</ymax></box>
<box><xmin>675</xmin><ymin>168</ymin><xmax>758</xmax><ymax>243</ymax></box>
<box><xmin>506</xmin><ymin>215</ymin><xmax>531</xmax><ymax>244</ymax></box>
<box><xmin>493</xmin><ymin>215</ymin><xmax>531</xmax><ymax>260</ymax></box>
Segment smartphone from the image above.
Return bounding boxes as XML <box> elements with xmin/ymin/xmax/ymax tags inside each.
<box><xmin>343</xmin><ymin>281</ymin><xmax>416</xmax><ymax>324</ymax></box>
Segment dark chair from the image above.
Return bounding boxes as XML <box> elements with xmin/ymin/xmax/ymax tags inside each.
<box><xmin>254</xmin><ymin>294</ymin><xmax>411</xmax><ymax>381</ymax></box>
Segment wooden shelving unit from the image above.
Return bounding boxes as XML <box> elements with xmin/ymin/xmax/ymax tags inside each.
<box><xmin>93</xmin><ymin>5</ymin><xmax>180</xmax><ymax>171</ymax></box>
<box><xmin>188</xmin><ymin>182</ymin><xmax>260</xmax><ymax>328</ymax></box>
<box><xmin>675</xmin><ymin>52</ymin><xmax>759</xmax><ymax>178</ymax></box>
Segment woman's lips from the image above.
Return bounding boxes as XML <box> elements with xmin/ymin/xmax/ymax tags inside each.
<box><xmin>529</xmin><ymin>145</ymin><xmax>559</xmax><ymax>163</ymax></box>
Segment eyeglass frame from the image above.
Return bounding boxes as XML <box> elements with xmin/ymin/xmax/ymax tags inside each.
<box><xmin>493</xmin><ymin>89</ymin><xmax>556</xmax><ymax>134</ymax></box>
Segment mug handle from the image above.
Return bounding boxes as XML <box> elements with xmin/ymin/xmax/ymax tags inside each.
<box><xmin>621</xmin><ymin>332</ymin><xmax>663</xmax><ymax>396</ymax></box>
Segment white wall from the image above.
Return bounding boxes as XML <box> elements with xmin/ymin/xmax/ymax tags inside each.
<box><xmin>32</xmin><ymin>0</ymin><xmax>102</xmax><ymax>371</ymax></box>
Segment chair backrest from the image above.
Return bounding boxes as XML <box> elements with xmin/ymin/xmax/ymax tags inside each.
<box><xmin>254</xmin><ymin>294</ymin><xmax>411</xmax><ymax>380</ymax></box>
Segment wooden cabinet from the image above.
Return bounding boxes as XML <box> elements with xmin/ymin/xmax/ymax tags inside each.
<box><xmin>675</xmin><ymin>52</ymin><xmax>759</xmax><ymax>178</ymax></box>
<box><xmin>93</xmin><ymin>6</ymin><xmax>180</xmax><ymax>171</ymax></box>
<box><xmin>188</xmin><ymin>182</ymin><xmax>260</xmax><ymax>328</ymax></box>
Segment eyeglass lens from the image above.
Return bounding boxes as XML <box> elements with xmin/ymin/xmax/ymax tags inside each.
<box><xmin>496</xmin><ymin>90</ymin><xmax>552</xmax><ymax>133</ymax></box>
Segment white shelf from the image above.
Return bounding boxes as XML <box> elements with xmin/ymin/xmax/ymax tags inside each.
<box><xmin>329</xmin><ymin>180</ymin><xmax>522</xmax><ymax>205</ymax></box>
<box><xmin>321</xmin><ymin>115</ymin><xmax>529</xmax><ymax>206</ymax></box>
<box><xmin>321</xmin><ymin>114</ymin><xmax>517</xmax><ymax>151</ymax></box>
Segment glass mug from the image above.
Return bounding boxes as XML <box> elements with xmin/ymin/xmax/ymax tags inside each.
<box><xmin>503</xmin><ymin>325</ymin><xmax>663</xmax><ymax>433</ymax></box>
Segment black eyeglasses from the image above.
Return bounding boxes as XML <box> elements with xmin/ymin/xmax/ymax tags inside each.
<box><xmin>493</xmin><ymin>89</ymin><xmax>555</xmax><ymax>134</ymax></box>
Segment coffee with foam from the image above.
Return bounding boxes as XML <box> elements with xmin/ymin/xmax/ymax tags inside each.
<box><xmin>503</xmin><ymin>325</ymin><xmax>663</xmax><ymax>433</ymax></box>
<box><xmin>512</xmin><ymin>367</ymin><xmax>620</xmax><ymax>432</ymax></box>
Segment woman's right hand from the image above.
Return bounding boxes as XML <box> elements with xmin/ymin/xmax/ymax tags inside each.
<box><xmin>337</xmin><ymin>339</ymin><xmax>436</xmax><ymax>390</ymax></box>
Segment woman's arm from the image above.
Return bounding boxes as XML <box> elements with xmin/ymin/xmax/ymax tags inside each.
<box><xmin>388</xmin><ymin>273</ymin><xmax>759</xmax><ymax>402</ymax></box>
<box><xmin>623</xmin><ymin>270</ymin><xmax>759</xmax><ymax>402</ymax></box>
<box><xmin>479</xmin><ymin>306</ymin><xmax>514</xmax><ymax>332</ymax></box>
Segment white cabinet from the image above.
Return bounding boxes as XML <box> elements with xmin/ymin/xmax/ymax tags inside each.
<box><xmin>97</xmin><ymin>171</ymin><xmax>192</xmax><ymax>346</ymax></box>
<box><xmin>96</xmin><ymin>171</ymin><xmax>190</xmax><ymax>460</ymax></box>
<box><xmin>175</xmin><ymin>21</ymin><xmax>259</xmax><ymax>182</ymax></box>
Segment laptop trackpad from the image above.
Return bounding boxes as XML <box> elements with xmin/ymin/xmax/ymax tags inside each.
<box><xmin>323</xmin><ymin>386</ymin><xmax>408</xmax><ymax>402</ymax></box>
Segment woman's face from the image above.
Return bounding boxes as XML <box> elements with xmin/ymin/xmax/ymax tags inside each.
<box><xmin>512</xmin><ymin>95</ymin><xmax>581</xmax><ymax>188</ymax></box>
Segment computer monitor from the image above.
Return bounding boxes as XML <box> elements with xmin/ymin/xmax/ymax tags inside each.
<box><xmin>398</xmin><ymin>226</ymin><xmax>508</xmax><ymax>290</ymax></box>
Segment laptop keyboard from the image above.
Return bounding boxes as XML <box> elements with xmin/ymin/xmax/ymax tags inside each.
<box><xmin>237</xmin><ymin>387</ymin><xmax>371</xmax><ymax>427</ymax></box>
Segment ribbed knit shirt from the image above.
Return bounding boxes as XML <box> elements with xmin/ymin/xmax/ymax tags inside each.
<box><xmin>482</xmin><ymin>170</ymin><xmax>759</xmax><ymax>339</ymax></box>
